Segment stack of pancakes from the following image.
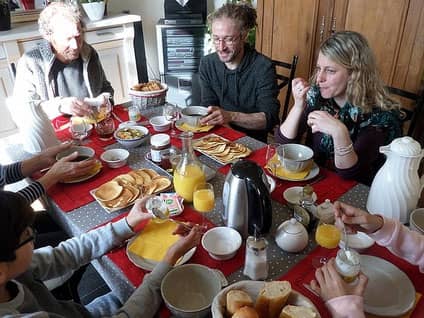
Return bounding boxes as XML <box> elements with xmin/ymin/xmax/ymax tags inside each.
<box><xmin>194</xmin><ymin>135</ymin><xmax>251</xmax><ymax>164</ymax></box>
<box><xmin>94</xmin><ymin>168</ymin><xmax>171</xmax><ymax>210</ymax></box>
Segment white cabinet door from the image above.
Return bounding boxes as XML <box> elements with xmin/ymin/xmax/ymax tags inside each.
<box><xmin>0</xmin><ymin>62</ymin><xmax>18</xmax><ymax>137</ymax></box>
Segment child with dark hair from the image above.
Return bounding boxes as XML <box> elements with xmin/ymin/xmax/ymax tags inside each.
<box><xmin>0</xmin><ymin>191</ymin><xmax>202</xmax><ymax>317</ymax></box>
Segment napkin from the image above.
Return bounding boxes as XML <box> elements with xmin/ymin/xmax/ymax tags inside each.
<box><xmin>178</xmin><ymin>122</ymin><xmax>214</xmax><ymax>132</ymax></box>
<box><xmin>127</xmin><ymin>220</ymin><xmax>179</xmax><ymax>262</ymax></box>
<box><xmin>266</xmin><ymin>154</ymin><xmax>311</xmax><ymax>180</ymax></box>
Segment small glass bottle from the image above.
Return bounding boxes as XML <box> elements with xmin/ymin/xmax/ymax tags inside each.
<box><xmin>173</xmin><ymin>132</ymin><xmax>206</xmax><ymax>202</ymax></box>
<box><xmin>150</xmin><ymin>133</ymin><xmax>171</xmax><ymax>164</ymax></box>
<box><xmin>243</xmin><ymin>235</ymin><xmax>268</xmax><ymax>280</ymax></box>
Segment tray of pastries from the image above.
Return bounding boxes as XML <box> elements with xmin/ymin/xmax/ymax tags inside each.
<box><xmin>90</xmin><ymin>168</ymin><xmax>171</xmax><ymax>213</ymax></box>
<box><xmin>193</xmin><ymin>134</ymin><xmax>251</xmax><ymax>165</ymax></box>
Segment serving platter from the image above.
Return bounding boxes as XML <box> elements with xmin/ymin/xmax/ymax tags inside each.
<box><xmin>193</xmin><ymin>133</ymin><xmax>251</xmax><ymax>165</ymax></box>
<box><xmin>212</xmin><ymin>280</ymin><xmax>321</xmax><ymax>318</ymax></box>
<box><xmin>361</xmin><ymin>255</ymin><xmax>415</xmax><ymax>316</ymax></box>
<box><xmin>126</xmin><ymin>235</ymin><xmax>196</xmax><ymax>271</ymax></box>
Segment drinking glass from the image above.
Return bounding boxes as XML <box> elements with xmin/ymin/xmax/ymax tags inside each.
<box><xmin>163</xmin><ymin>103</ymin><xmax>180</xmax><ymax>137</ymax></box>
<box><xmin>95</xmin><ymin>115</ymin><xmax>115</xmax><ymax>141</ymax></box>
<box><xmin>193</xmin><ymin>182</ymin><xmax>215</xmax><ymax>228</ymax></box>
<box><xmin>335</xmin><ymin>249</ymin><xmax>361</xmax><ymax>283</ymax></box>
<box><xmin>313</xmin><ymin>220</ymin><xmax>341</xmax><ymax>268</ymax></box>
<box><xmin>70</xmin><ymin>116</ymin><xmax>88</xmax><ymax>144</ymax></box>
<box><xmin>265</xmin><ymin>143</ymin><xmax>280</xmax><ymax>176</ymax></box>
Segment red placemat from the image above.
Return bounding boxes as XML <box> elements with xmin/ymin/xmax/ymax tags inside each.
<box><xmin>279</xmin><ymin>244</ymin><xmax>424</xmax><ymax>318</ymax></box>
<box><xmin>218</xmin><ymin>146</ymin><xmax>357</xmax><ymax>204</ymax></box>
<box><xmin>105</xmin><ymin>206</ymin><xmax>245</xmax><ymax>287</ymax></box>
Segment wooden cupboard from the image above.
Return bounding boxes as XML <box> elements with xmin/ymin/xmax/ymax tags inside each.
<box><xmin>256</xmin><ymin>0</ymin><xmax>424</xmax><ymax>120</ymax></box>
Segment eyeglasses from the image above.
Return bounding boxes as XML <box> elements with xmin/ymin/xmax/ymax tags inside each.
<box><xmin>212</xmin><ymin>34</ymin><xmax>241</xmax><ymax>46</ymax></box>
<box><xmin>15</xmin><ymin>227</ymin><xmax>36</xmax><ymax>250</ymax></box>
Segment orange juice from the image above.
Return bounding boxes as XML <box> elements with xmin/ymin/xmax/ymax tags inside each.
<box><xmin>193</xmin><ymin>189</ymin><xmax>215</xmax><ymax>212</ymax></box>
<box><xmin>315</xmin><ymin>223</ymin><xmax>341</xmax><ymax>249</ymax></box>
<box><xmin>173</xmin><ymin>164</ymin><xmax>206</xmax><ymax>202</ymax></box>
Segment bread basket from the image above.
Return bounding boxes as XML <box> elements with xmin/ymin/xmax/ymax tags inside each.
<box><xmin>129</xmin><ymin>83</ymin><xmax>168</xmax><ymax>109</ymax></box>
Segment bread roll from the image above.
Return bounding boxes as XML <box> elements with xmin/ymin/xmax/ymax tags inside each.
<box><xmin>232</xmin><ymin>306</ymin><xmax>259</xmax><ymax>318</ymax></box>
<box><xmin>226</xmin><ymin>290</ymin><xmax>254</xmax><ymax>316</ymax></box>
<box><xmin>279</xmin><ymin>305</ymin><xmax>317</xmax><ymax>318</ymax></box>
<box><xmin>255</xmin><ymin>281</ymin><xmax>292</xmax><ymax>318</ymax></box>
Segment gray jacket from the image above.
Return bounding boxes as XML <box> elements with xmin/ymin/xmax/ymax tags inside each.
<box><xmin>13</xmin><ymin>40</ymin><xmax>114</xmax><ymax>119</ymax></box>
<box><xmin>0</xmin><ymin>218</ymin><xmax>171</xmax><ymax>317</ymax></box>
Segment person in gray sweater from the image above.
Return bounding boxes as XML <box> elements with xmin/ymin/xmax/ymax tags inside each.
<box><xmin>0</xmin><ymin>191</ymin><xmax>202</xmax><ymax>317</ymax></box>
<box><xmin>199</xmin><ymin>3</ymin><xmax>280</xmax><ymax>143</ymax></box>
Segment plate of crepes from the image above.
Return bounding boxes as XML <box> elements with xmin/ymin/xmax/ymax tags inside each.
<box><xmin>126</xmin><ymin>219</ymin><xmax>196</xmax><ymax>271</ymax></box>
<box><xmin>265</xmin><ymin>154</ymin><xmax>319</xmax><ymax>181</ymax></box>
<box><xmin>193</xmin><ymin>134</ymin><xmax>252</xmax><ymax>165</ymax></box>
<box><xmin>61</xmin><ymin>160</ymin><xmax>102</xmax><ymax>184</ymax></box>
<box><xmin>175</xmin><ymin>119</ymin><xmax>214</xmax><ymax>133</ymax></box>
<box><xmin>212</xmin><ymin>280</ymin><xmax>321</xmax><ymax>318</ymax></box>
<box><xmin>90</xmin><ymin>168</ymin><xmax>172</xmax><ymax>213</ymax></box>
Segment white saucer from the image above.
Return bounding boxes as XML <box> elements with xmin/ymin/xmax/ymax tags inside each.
<box><xmin>283</xmin><ymin>186</ymin><xmax>317</xmax><ymax>205</ymax></box>
<box><xmin>339</xmin><ymin>232</ymin><xmax>375</xmax><ymax>252</ymax></box>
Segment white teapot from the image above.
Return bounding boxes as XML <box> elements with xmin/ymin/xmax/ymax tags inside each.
<box><xmin>275</xmin><ymin>218</ymin><xmax>308</xmax><ymax>253</ymax></box>
<box><xmin>367</xmin><ymin>136</ymin><xmax>424</xmax><ymax>223</ymax></box>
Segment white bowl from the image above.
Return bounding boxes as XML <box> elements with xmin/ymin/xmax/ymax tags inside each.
<box><xmin>283</xmin><ymin>186</ymin><xmax>317</xmax><ymax>206</ymax></box>
<box><xmin>410</xmin><ymin>208</ymin><xmax>424</xmax><ymax>234</ymax></box>
<box><xmin>149</xmin><ymin>116</ymin><xmax>171</xmax><ymax>132</ymax></box>
<box><xmin>56</xmin><ymin>146</ymin><xmax>95</xmax><ymax>161</ymax></box>
<box><xmin>339</xmin><ymin>232</ymin><xmax>375</xmax><ymax>252</ymax></box>
<box><xmin>113</xmin><ymin>125</ymin><xmax>149</xmax><ymax>148</ymax></box>
<box><xmin>202</xmin><ymin>227</ymin><xmax>242</xmax><ymax>260</ymax></box>
<box><xmin>161</xmin><ymin>264</ymin><xmax>224</xmax><ymax>318</ymax></box>
<box><xmin>277</xmin><ymin>144</ymin><xmax>314</xmax><ymax>172</ymax></box>
<box><xmin>100</xmin><ymin>148</ymin><xmax>129</xmax><ymax>168</ymax></box>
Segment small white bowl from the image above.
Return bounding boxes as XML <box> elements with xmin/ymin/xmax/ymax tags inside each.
<box><xmin>100</xmin><ymin>148</ymin><xmax>129</xmax><ymax>168</ymax></box>
<box><xmin>114</xmin><ymin>125</ymin><xmax>149</xmax><ymax>148</ymax></box>
<box><xmin>339</xmin><ymin>232</ymin><xmax>375</xmax><ymax>252</ymax></box>
<box><xmin>149</xmin><ymin>116</ymin><xmax>171</xmax><ymax>132</ymax></box>
<box><xmin>56</xmin><ymin>146</ymin><xmax>95</xmax><ymax>161</ymax></box>
<box><xmin>202</xmin><ymin>227</ymin><xmax>242</xmax><ymax>260</ymax></box>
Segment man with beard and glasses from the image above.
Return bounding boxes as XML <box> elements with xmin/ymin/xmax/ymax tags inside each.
<box><xmin>13</xmin><ymin>2</ymin><xmax>113</xmax><ymax>124</ymax></box>
<box><xmin>199</xmin><ymin>3</ymin><xmax>280</xmax><ymax>143</ymax></box>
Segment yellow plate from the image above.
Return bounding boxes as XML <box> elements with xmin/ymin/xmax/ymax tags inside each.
<box><xmin>175</xmin><ymin>119</ymin><xmax>214</xmax><ymax>133</ymax></box>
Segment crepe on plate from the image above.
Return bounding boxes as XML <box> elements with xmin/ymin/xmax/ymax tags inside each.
<box><xmin>93</xmin><ymin>168</ymin><xmax>171</xmax><ymax>209</ymax></box>
<box><xmin>194</xmin><ymin>135</ymin><xmax>251</xmax><ymax>164</ymax></box>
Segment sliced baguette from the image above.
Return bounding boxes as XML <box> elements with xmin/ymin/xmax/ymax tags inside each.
<box><xmin>233</xmin><ymin>306</ymin><xmax>259</xmax><ymax>318</ymax></box>
<box><xmin>255</xmin><ymin>281</ymin><xmax>292</xmax><ymax>318</ymax></box>
<box><xmin>226</xmin><ymin>290</ymin><xmax>254</xmax><ymax>316</ymax></box>
<box><xmin>279</xmin><ymin>305</ymin><xmax>317</xmax><ymax>318</ymax></box>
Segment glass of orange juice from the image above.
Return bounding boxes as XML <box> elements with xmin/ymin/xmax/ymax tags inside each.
<box><xmin>193</xmin><ymin>182</ymin><xmax>215</xmax><ymax>227</ymax></box>
<box><xmin>312</xmin><ymin>220</ymin><xmax>341</xmax><ymax>268</ymax></box>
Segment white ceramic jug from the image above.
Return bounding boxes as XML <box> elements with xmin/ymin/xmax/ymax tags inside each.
<box><xmin>367</xmin><ymin>136</ymin><xmax>424</xmax><ymax>223</ymax></box>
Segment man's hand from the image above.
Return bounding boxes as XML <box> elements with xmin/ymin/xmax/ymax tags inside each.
<box><xmin>334</xmin><ymin>201</ymin><xmax>384</xmax><ymax>234</ymax></box>
<box><xmin>61</xmin><ymin>97</ymin><xmax>92</xmax><ymax>117</ymax></box>
<box><xmin>310</xmin><ymin>258</ymin><xmax>368</xmax><ymax>302</ymax></box>
<box><xmin>200</xmin><ymin>106</ymin><xmax>234</xmax><ymax>126</ymax></box>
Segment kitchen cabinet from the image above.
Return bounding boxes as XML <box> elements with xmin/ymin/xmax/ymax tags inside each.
<box><xmin>0</xmin><ymin>14</ymin><xmax>144</xmax><ymax>138</ymax></box>
<box><xmin>256</xmin><ymin>0</ymin><xmax>424</xmax><ymax>121</ymax></box>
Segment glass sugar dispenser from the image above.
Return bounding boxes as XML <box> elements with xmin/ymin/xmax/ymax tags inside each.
<box><xmin>243</xmin><ymin>227</ymin><xmax>268</xmax><ymax>280</ymax></box>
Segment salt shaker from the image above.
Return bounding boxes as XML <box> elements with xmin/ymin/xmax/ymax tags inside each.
<box><xmin>243</xmin><ymin>234</ymin><xmax>268</xmax><ymax>280</ymax></box>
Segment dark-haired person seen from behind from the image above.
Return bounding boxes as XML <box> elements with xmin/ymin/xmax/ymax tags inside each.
<box><xmin>199</xmin><ymin>3</ymin><xmax>280</xmax><ymax>143</ymax></box>
<box><xmin>0</xmin><ymin>191</ymin><xmax>202</xmax><ymax>317</ymax></box>
<box><xmin>275</xmin><ymin>31</ymin><xmax>402</xmax><ymax>185</ymax></box>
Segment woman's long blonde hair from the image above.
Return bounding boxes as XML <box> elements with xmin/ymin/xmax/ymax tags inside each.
<box><xmin>315</xmin><ymin>31</ymin><xmax>400</xmax><ymax>112</ymax></box>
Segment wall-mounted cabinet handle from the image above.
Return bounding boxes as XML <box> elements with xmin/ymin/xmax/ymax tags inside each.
<box><xmin>96</xmin><ymin>31</ymin><xmax>115</xmax><ymax>36</ymax></box>
<box><xmin>319</xmin><ymin>16</ymin><xmax>325</xmax><ymax>42</ymax></box>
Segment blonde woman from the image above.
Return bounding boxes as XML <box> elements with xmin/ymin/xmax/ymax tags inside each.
<box><xmin>275</xmin><ymin>31</ymin><xmax>402</xmax><ymax>185</ymax></box>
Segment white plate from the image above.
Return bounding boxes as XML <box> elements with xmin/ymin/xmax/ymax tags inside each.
<box><xmin>212</xmin><ymin>280</ymin><xmax>321</xmax><ymax>318</ymax></box>
<box><xmin>361</xmin><ymin>255</ymin><xmax>415</xmax><ymax>316</ymax></box>
<box><xmin>193</xmin><ymin>133</ymin><xmax>251</xmax><ymax>165</ymax></box>
<box><xmin>339</xmin><ymin>232</ymin><xmax>374</xmax><ymax>252</ymax></box>
<box><xmin>126</xmin><ymin>235</ymin><xmax>196</xmax><ymax>271</ymax></box>
<box><xmin>283</xmin><ymin>186</ymin><xmax>317</xmax><ymax>205</ymax></box>
<box><xmin>266</xmin><ymin>175</ymin><xmax>276</xmax><ymax>193</ymax></box>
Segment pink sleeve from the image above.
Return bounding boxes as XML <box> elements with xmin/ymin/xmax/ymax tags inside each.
<box><xmin>326</xmin><ymin>295</ymin><xmax>366</xmax><ymax>318</ymax></box>
<box><xmin>369</xmin><ymin>217</ymin><xmax>424</xmax><ymax>273</ymax></box>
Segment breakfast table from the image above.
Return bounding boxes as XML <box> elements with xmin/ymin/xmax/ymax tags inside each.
<box><xmin>8</xmin><ymin>103</ymin><xmax>424</xmax><ymax>318</ymax></box>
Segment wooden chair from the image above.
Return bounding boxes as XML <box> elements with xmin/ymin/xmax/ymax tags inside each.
<box><xmin>387</xmin><ymin>86</ymin><xmax>424</xmax><ymax>137</ymax></box>
<box><xmin>272</xmin><ymin>55</ymin><xmax>299</xmax><ymax>121</ymax></box>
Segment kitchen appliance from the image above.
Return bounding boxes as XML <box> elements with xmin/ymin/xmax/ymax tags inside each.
<box><xmin>222</xmin><ymin>160</ymin><xmax>272</xmax><ymax>238</ymax></box>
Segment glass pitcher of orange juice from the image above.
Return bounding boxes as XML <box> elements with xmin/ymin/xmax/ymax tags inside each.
<box><xmin>173</xmin><ymin>132</ymin><xmax>206</xmax><ymax>202</ymax></box>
